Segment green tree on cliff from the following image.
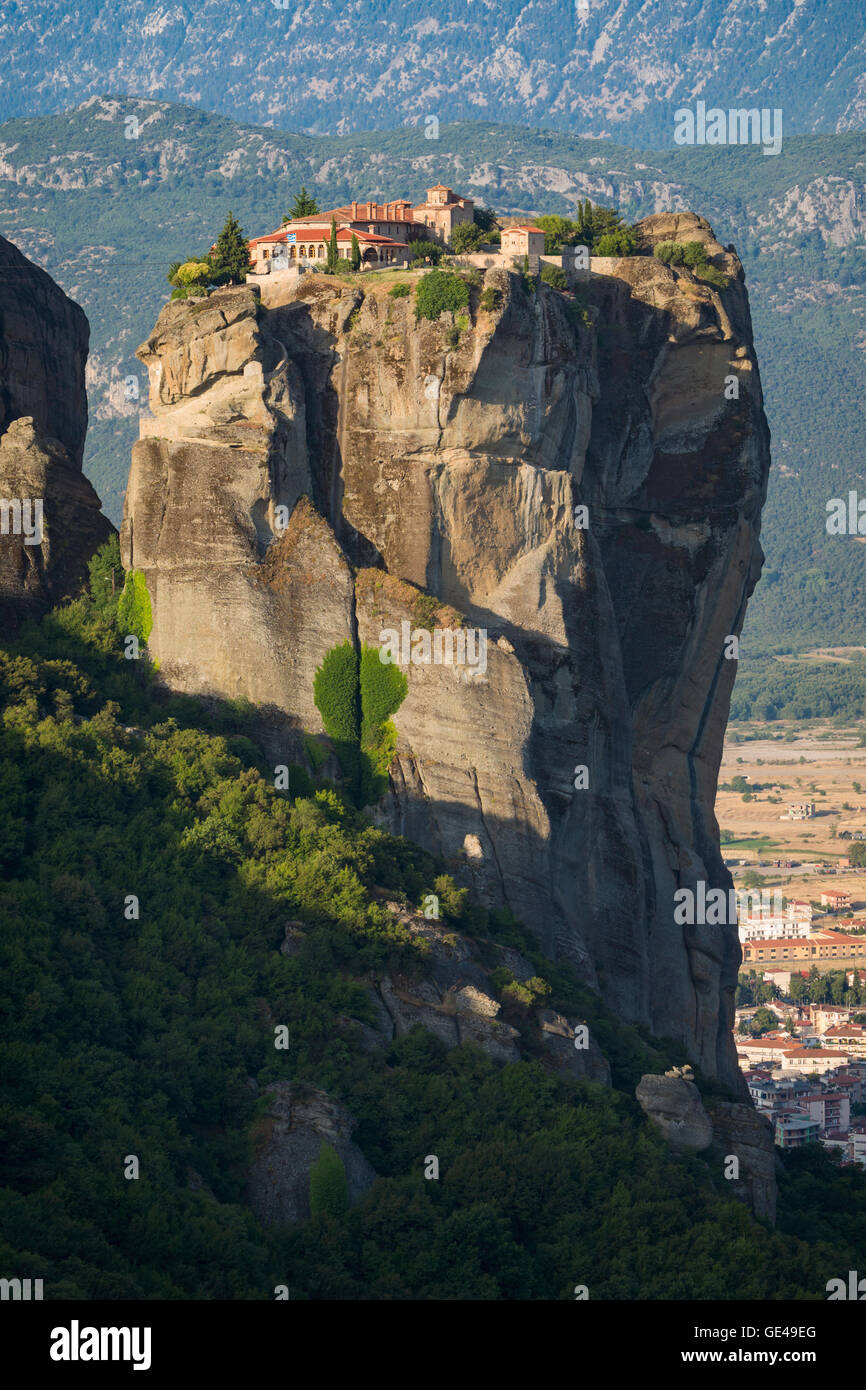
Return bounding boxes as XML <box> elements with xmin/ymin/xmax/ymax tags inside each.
<box><xmin>350</xmin><ymin>232</ymin><xmax>361</xmax><ymax>271</ymax></box>
<box><xmin>117</xmin><ymin>570</ymin><xmax>153</xmax><ymax>646</ymax></box>
<box><xmin>313</xmin><ymin>640</ymin><xmax>407</xmax><ymax>805</ymax></box>
<box><xmin>283</xmin><ymin>186</ymin><xmax>319</xmax><ymax>222</ymax></box>
<box><xmin>309</xmin><ymin>1141</ymin><xmax>349</xmax><ymax>1218</ymax></box>
<box><xmin>209</xmin><ymin>212</ymin><xmax>250</xmax><ymax>285</ymax></box>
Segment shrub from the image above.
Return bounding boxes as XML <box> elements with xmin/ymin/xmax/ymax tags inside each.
<box><xmin>682</xmin><ymin>241</ymin><xmax>709</xmax><ymax>268</ymax></box>
<box><xmin>388</xmin><ymin>282</ymin><xmax>411</xmax><ymax>298</ymax></box>
<box><xmin>655</xmin><ymin>240</ymin><xmax>729</xmax><ymax>288</ymax></box>
<box><xmin>540</xmin><ymin>263</ymin><xmax>568</xmax><ymax>290</ymax></box>
<box><xmin>313</xmin><ymin>640</ymin><xmax>407</xmax><ymax>806</ymax></box>
<box><xmin>696</xmin><ymin>263</ymin><xmax>731</xmax><ymax>290</ymax></box>
<box><xmin>595</xmin><ymin>225</ymin><xmax>636</xmax><ymax>256</ymax></box>
<box><xmin>408</xmin><ymin>239</ymin><xmax>444</xmax><ymax>265</ymax></box>
<box><xmin>302</xmin><ymin>732</ymin><xmax>329</xmax><ymax>772</ymax></box>
<box><xmin>480</xmin><ymin>286</ymin><xmax>501</xmax><ymax>311</ymax></box>
<box><xmin>450</xmin><ymin>222</ymin><xmax>486</xmax><ymax>253</ymax></box>
<box><xmin>455</xmin><ymin>312</ymin><xmax>470</xmax><ymax>332</ymax></box>
<box><xmin>414</xmin><ymin>269</ymin><xmax>470</xmax><ymax>321</ymax></box>
<box><xmin>654</xmin><ymin>241</ymin><xmax>685</xmax><ymax>265</ymax></box>
<box><xmin>173</xmin><ymin>260</ymin><xmax>211</xmax><ymax>287</ymax></box>
<box><xmin>87</xmin><ymin>536</ymin><xmax>124</xmax><ymax>619</ymax></box>
<box><xmin>359</xmin><ymin>644</ymin><xmax>407</xmax><ymax>769</ymax></box>
<box><xmin>116</xmin><ymin>570</ymin><xmax>153</xmax><ymax>645</ymax></box>
<box><xmin>313</xmin><ymin>641</ymin><xmax>360</xmax><ymax>745</ymax></box>
<box><xmin>535</xmin><ymin>214</ymin><xmax>581</xmax><ymax>253</ymax></box>
<box><xmin>565</xmin><ymin>296</ymin><xmax>591</xmax><ymax>331</ymax></box>
<box><xmin>309</xmin><ymin>1141</ymin><xmax>349</xmax><ymax>1218</ymax></box>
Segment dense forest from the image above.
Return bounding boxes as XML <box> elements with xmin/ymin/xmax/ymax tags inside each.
<box><xmin>1</xmin><ymin>540</ymin><xmax>866</xmax><ymax>1299</ymax></box>
<box><xmin>729</xmin><ymin>653</ymin><xmax>866</xmax><ymax>724</ymax></box>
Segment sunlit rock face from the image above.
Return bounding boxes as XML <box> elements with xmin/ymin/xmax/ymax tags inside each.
<box><xmin>123</xmin><ymin>215</ymin><xmax>770</xmax><ymax>1087</ymax></box>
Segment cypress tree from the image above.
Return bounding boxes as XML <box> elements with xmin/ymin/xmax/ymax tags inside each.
<box><xmin>351</xmin><ymin>232</ymin><xmax>361</xmax><ymax>271</ymax></box>
<box><xmin>326</xmin><ymin>216</ymin><xmax>339</xmax><ymax>273</ymax></box>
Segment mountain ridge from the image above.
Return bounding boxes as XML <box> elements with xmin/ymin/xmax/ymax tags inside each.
<box><xmin>0</xmin><ymin>0</ymin><xmax>863</xmax><ymax>143</ymax></box>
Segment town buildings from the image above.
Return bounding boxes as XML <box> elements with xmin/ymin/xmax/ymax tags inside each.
<box><xmin>741</xmin><ymin>931</ymin><xmax>866</xmax><ymax>966</ymax></box>
<box><xmin>775</xmin><ymin>1113</ymin><xmax>821</xmax><ymax>1148</ymax></box>
<box><xmin>821</xmin><ymin>891</ymin><xmax>852</xmax><ymax>912</ymax></box>
<box><xmin>744</xmin><ymin>1061</ymin><xmax>865</xmax><ymax>1162</ymax></box>
<box><xmin>738</xmin><ymin>915</ymin><xmax>810</xmax><ymax>942</ymax></box>
<box><xmin>823</xmin><ymin>1023</ymin><xmax>866</xmax><ymax>1058</ymax></box>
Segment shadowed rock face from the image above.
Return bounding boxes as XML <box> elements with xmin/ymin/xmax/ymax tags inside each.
<box><xmin>122</xmin><ymin>213</ymin><xmax>771</xmax><ymax>1088</ymax></box>
<box><xmin>0</xmin><ymin>235</ymin><xmax>113</xmax><ymax>634</ymax></box>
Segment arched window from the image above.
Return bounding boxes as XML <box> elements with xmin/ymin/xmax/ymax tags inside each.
<box><xmin>318</xmin><ymin>244</ymin><xmax>325</xmax><ymax>258</ymax></box>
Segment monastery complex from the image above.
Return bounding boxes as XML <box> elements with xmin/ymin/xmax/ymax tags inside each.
<box><xmin>248</xmin><ymin>183</ymin><xmax>545</xmax><ymax>274</ymax></box>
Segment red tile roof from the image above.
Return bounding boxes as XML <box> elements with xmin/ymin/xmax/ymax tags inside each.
<box><xmin>249</xmin><ymin>227</ymin><xmax>405</xmax><ymax>247</ymax></box>
<box><xmin>784</xmin><ymin>1048</ymin><xmax>849</xmax><ymax>1058</ymax></box>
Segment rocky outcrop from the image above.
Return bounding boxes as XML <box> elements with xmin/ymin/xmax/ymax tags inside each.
<box><xmin>336</xmin><ymin>902</ymin><xmax>612</xmax><ymax>1080</ymax></box>
<box><xmin>706</xmin><ymin>1099</ymin><xmax>778</xmax><ymax>1226</ymax></box>
<box><xmin>636</xmin><ymin>1068</ymin><xmax>778</xmax><ymax>1222</ymax></box>
<box><xmin>0</xmin><ymin>235</ymin><xmax>112</xmax><ymax>634</ymax></box>
<box><xmin>538</xmin><ymin>1009</ymin><xmax>611</xmax><ymax>1086</ymax></box>
<box><xmin>635</xmin><ymin>1070</ymin><xmax>714</xmax><ymax>1154</ymax></box>
<box><xmin>122</xmin><ymin>214</ymin><xmax>771</xmax><ymax>1087</ymax></box>
<box><xmin>246</xmin><ymin>1082</ymin><xmax>376</xmax><ymax>1226</ymax></box>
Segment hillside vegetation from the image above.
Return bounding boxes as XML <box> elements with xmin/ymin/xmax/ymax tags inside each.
<box><xmin>1</xmin><ymin>540</ymin><xmax>866</xmax><ymax>1298</ymax></box>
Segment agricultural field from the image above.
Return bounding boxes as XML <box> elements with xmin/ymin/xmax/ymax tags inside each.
<box><xmin>717</xmin><ymin>723</ymin><xmax>866</xmax><ymax>918</ymax></box>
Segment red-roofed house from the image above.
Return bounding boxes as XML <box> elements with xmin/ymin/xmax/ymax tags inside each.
<box><xmin>779</xmin><ymin>1048</ymin><xmax>850</xmax><ymax>1074</ymax></box>
<box><xmin>501</xmin><ymin>225</ymin><xmax>546</xmax><ymax>258</ymax></box>
<box><xmin>823</xmin><ymin>1024</ymin><xmax>866</xmax><ymax>1058</ymax></box>
<box><xmin>248</xmin><ymin>224</ymin><xmax>411</xmax><ymax>273</ymax></box>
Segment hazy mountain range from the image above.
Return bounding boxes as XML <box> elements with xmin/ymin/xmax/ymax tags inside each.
<box><xmin>0</xmin><ymin>0</ymin><xmax>863</xmax><ymax>145</ymax></box>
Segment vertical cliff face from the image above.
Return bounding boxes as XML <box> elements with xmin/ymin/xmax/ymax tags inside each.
<box><xmin>122</xmin><ymin>215</ymin><xmax>770</xmax><ymax>1087</ymax></box>
<box><xmin>0</xmin><ymin>234</ymin><xmax>113</xmax><ymax>635</ymax></box>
